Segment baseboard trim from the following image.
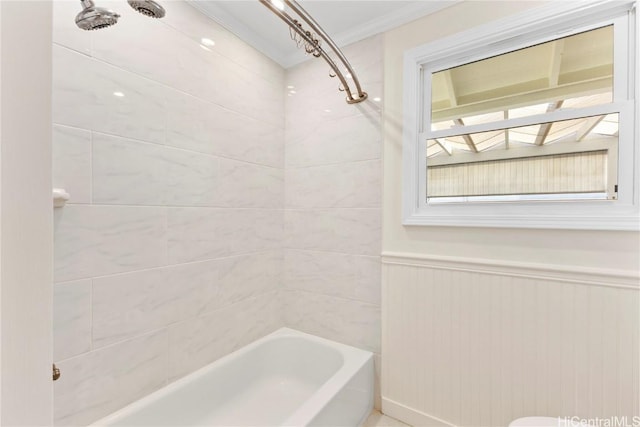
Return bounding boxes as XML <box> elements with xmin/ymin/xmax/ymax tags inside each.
<box><xmin>382</xmin><ymin>251</ymin><xmax>640</xmax><ymax>290</ymax></box>
<box><xmin>382</xmin><ymin>398</ymin><xmax>457</xmax><ymax>427</ymax></box>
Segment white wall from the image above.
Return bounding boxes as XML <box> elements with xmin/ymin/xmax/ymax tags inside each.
<box><xmin>383</xmin><ymin>1</ymin><xmax>639</xmax><ymax>272</ymax></box>
<box><xmin>282</xmin><ymin>35</ymin><xmax>383</xmax><ymax>406</ymax></box>
<box><xmin>381</xmin><ymin>2</ymin><xmax>640</xmax><ymax>425</ymax></box>
<box><xmin>0</xmin><ymin>1</ymin><xmax>53</xmax><ymax>425</ymax></box>
<box><xmin>51</xmin><ymin>2</ymin><xmax>284</xmax><ymax>424</ymax></box>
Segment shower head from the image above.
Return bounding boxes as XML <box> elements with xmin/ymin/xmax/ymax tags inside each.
<box><xmin>75</xmin><ymin>0</ymin><xmax>120</xmax><ymax>30</ymax></box>
<box><xmin>127</xmin><ymin>0</ymin><xmax>166</xmax><ymax>18</ymax></box>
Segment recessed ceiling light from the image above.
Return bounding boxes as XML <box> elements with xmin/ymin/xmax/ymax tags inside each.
<box><xmin>200</xmin><ymin>38</ymin><xmax>215</xmax><ymax>47</ymax></box>
<box><xmin>113</xmin><ymin>91</ymin><xmax>125</xmax><ymax>97</ymax></box>
<box><xmin>287</xmin><ymin>85</ymin><xmax>295</xmax><ymax>89</ymax></box>
<box><xmin>324</xmin><ymin>109</ymin><xmax>331</xmax><ymax>113</ymax></box>
<box><xmin>200</xmin><ymin>44</ymin><xmax>211</xmax><ymax>52</ymax></box>
<box><xmin>373</xmin><ymin>97</ymin><xmax>381</xmax><ymax>102</ymax></box>
<box><xmin>271</xmin><ymin>0</ymin><xmax>285</xmax><ymax>10</ymax></box>
<box><xmin>289</xmin><ymin>90</ymin><xmax>296</xmax><ymax>94</ymax></box>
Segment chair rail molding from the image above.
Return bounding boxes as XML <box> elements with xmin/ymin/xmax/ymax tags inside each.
<box><xmin>382</xmin><ymin>252</ymin><xmax>640</xmax><ymax>290</ymax></box>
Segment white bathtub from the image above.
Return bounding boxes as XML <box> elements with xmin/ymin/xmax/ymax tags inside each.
<box><xmin>92</xmin><ymin>328</ymin><xmax>374</xmax><ymax>426</ymax></box>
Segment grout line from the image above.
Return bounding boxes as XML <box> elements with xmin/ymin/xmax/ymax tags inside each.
<box><xmin>284</xmin><ymin>204</ymin><xmax>382</xmax><ymax>209</ymax></box>
<box><xmin>284</xmin><ymin>156</ymin><xmax>381</xmax><ymax>170</ymax></box>
<box><xmin>284</xmin><ymin>110</ymin><xmax>381</xmax><ymax>135</ymax></box>
<box><xmin>55</xmin><ymin>326</ymin><xmax>170</xmax><ymax>364</ymax></box>
<box><xmin>284</xmin><ymin>248</ymin><xmax>381</xmax><ymax>259</ymax></box>
<box><xmin>285</xmin><ymin>158</ymin><xmax>381</xmax><ymax>170</ymax></box>
<box><xmin>164</xmin><ymin>328</ymin><xmax>170</xmax><ymax>386</ymax></box>
<box><xmin>58</xmin><ymin>289</ymin><xmax>280</xmax><ymax>362</ymax></box>
<box><xmin>64</xmin><ymin>203</ymin><xmax>284</xmax><ymax>209</ymax></box>
<box><xmin>283</xmin><ymin>207</ymin><xmax>381</xmax><ymax>211</ymax></box>
<box><xmin>283</xmin><ymin>286</ymin><xmax>381</xmax><ymax>307</ymax></box>
<box><xmin>89</xmin><ymin>130</ymin><xmax>94</xmax><ymax>204</ymax></box>
<box><xmin>282</xmin><ymin>246</ymin><xmax>382</xmax><ymax>258</ymax></box>
<box><xmin>62</xmin><ymin>204</ymin><xmax>380</xmax><ymax>211</ymax></box>
<box><xmin>54</xmin><ymin>249</ymin><xmax>281</xmax><ymax>285</ymax></box>
<box><xmin>53</xmin><ymin>123</ymin><xmax>284</xmax><ymax>170</ymax></box>
<box><xmin>163</xmin><ymin>204</ymin><xmax>169</xmax><ymax>268</ymax></box>
<box><xmin>89</xmin><ymin>279</ymin><xmax>94</xmax><ymax>352</ymax></box>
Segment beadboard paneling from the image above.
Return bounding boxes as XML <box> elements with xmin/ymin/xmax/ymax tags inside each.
<box><xmin>382</xmin><ymin>253</ymin><xmax>640</xmax><ymax>427</ymax></box>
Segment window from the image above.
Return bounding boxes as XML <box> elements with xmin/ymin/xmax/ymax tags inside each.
<box><xmin>402</xmin><ymin>1</ymin><xmax>638</xmax><ymax>230</ymax></box>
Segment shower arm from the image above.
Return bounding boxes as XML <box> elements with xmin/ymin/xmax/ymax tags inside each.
<box><xmin>258</xmin><ymin>0</ymin><xmax>368</xmax><ymax>104</ymax></box>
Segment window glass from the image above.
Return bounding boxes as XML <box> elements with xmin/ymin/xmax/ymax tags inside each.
<box><xmin>426</xmin><ymin>114</ymin><xmax>619</xmax><ymax>201</ymax></box>
<box><xmin>430</xmin><ymin>26</ymin><xmax>613</xmax><ymax>131</ymax></box>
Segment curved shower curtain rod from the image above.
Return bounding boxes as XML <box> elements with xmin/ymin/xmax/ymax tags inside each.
<box><xmin>259</xmin><ymin>0</ymin><xmax>368</xmax><ymax>104</ymax></box>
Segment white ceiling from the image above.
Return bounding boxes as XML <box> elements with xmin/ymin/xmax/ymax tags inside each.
<box><xmin>189</xmin><ymin>0</ymin><xmax>457</xmax><ymax>68</ymax></box>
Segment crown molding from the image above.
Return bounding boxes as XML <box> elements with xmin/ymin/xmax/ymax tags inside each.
<box><xmin>282</xmin><ymin>0</ymin><xmax>460</xmax><ymax>68</ymax></box>
<box><xmin>282</xmin><ymin>1</ymin><xmax>460</xmax><ymax>68</ymax></box>
<box><xmin>189</xmin><ymin>0</ymin><xmax>460</xmax><ymax>69</ymax></box>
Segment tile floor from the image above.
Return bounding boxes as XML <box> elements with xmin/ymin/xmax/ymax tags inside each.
<box><xmin>363</xmin><ymin>411</ymin><xmax>411</xmax><ymax>426</ymax></box>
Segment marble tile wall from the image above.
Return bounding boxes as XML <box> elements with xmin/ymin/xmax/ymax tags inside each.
<box><xmin>51</xmin><ymin>1</ymin><xmax>284</xmax><ymax>425</ymax></box>
<box><xmin>282</xmin><ymin>35</ymin><xmax>384</xmax><ymax>407</ymax></box>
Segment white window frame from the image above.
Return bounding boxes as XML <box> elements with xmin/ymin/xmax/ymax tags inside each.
<box><xmin>402</xmin><ymin>0</ymin><xmax>638</xmax><ymax>230</ymax></box>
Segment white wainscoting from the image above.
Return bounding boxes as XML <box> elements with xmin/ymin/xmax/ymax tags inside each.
<box><xmin>381</xmin><ymin>252</ymin><xmax>639</xmax><ymax>427</ymax></box>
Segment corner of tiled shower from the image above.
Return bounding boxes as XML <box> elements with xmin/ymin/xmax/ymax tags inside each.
<box><xmin>51</xmin><ymin>1</ymin><xmax>383</xmax><ymax>424</ymax></box>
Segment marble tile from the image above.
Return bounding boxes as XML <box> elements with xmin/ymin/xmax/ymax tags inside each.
<box><xmin>217</xmin><ymin>58</ymin><xmax>284</xmax><ymax>128</ymax></box>
<box><xmin>168</xmin><ymin>291</ymin><xmax>281</xmax><ymax>381</ymax></box>
<box><xmin>166</xmin><ymin>208</ymin><xmax>235</xmax><ymax>263</ymax></box>
<box><xmin>284</xmin><ymin>250</ymin><xmax>380</xmax><ymax>305</ymax></box>
<box><xmin>53</xmin><ymin>279</ymin><xmax>92</xmax><ymax>361</ymax></box>
<box><xmin>92</xmin><ymin>1</ymin><xmax>209</xmax><ymax>99</ymax></box>
<box><xmin>92</xmin><ymin>2</ymin><xmax>283</xmax><ymax>128</ymax></box>
<box><xmin>285</xmin><ymin>35</ymin><xmax>383</xmax><ymax>135</ymax></box>
<box><xmin>52</xmin><ymin>0</ymin><xmax>91</xmax><ymax>55</ymax></box>
<box><xmin>160</xmin><ymin>1</ymin><xmax>284</xmax><ymax>95</ymax></box>
<box><xmin>54</xmin><ymin>205</ymin><xmax>167</xmax><ymax>282</ymax></box>
<box><xmin>53</xmin><ymin>45</ymin><xmax>166</xmax><ymax>145</ymax></box>
<box><xmin>285</xmin><ymin>83</ymin><xmax>381</xmax><ymax>128</ymax></box>
<box><xmin>92</xmin><ymin>132</ymin><xmax>167</xmax><ymax>206</ymax></box>
<box><xmin>202</xmin><ymin>251</ymin><xmax>283</xmax><ymax>313</ymax></box>
<box><xmin>285</xmin><ymin>35</ymin><xmax>382</xmax><ymax>143</ymax></box>
<box><xmin>285</xmin><ymin>113</ymin><xmax>382</xmax><ymax>168</ymax></box>
<box><xmin>160</xmin><ymin>1</ymin><xmax>236</xmax><ymax>57</ymax></box>
<box><xmin>92</xmin><ymin>266</ymin><xmax>209</xmax><ymax>348</ymax></box>
<box><xmin>165</xmin><ymin>90</ymin><xmax>284</xmax><ymax>168</ymax></box>
<box><xmin>283</xmin><ymin>289</ymin><xmax>381</xmax><ymax>353</ymax></box>
<box><xmin>163</xmin><ymin>258</ymin><xmax>220</xmax><ymax>313</ymax></box>
<box><xmin>341</xmin><ymin>34</ymin><xmax>384</xmax><ymax>83</ymax></box>
<box><xmin>52</xmin><ymin>125</ymin><xmax>91</xmax><ymax>204</ymax></box>
<box><xmin>284</xmin><ymin>209</ymin><xmax>381</xmax><ymax>256</ymax></box>
<box><xmin>54</xmin><ymin>330</ymin><xmax>168</xmax><ymax>427</ymax></box>
<box><xmin>218</xmin><ymin>159</ymin><xmax>284</xmax><ymax>208</ymax></box>
<box><xmin>167</xmin><ymin>208</ymin><xmax>282</xmax><ymax>264</ymax></box>
<box><xmin>164</xmin><ymin>148</ymin><xmax>219</xmax><ymax>207</ymax></box>
<box><xmin>225</xmin><ymin>41</ymin><xmax>284</xmax><ymax>93</ymax></box>
<box><xmin>285</xmin><ymin>83</ymin><xmax>382</xmax><ymax>145</ymax></box>
<box><xmin>231</xmin><ymin>209</ymin><xmax>284</xmax><ymax>256</ymax></box>
<box><xmin>286</xmin><ymin>160</ymin><xmax>381</xmax><ymax>208</ymax></box>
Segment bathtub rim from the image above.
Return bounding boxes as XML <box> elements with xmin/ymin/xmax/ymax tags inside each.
<box><xmin>90</xmin><ymin>327</ymin><xmax>373</xmax><ymax>427</ymax></box>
